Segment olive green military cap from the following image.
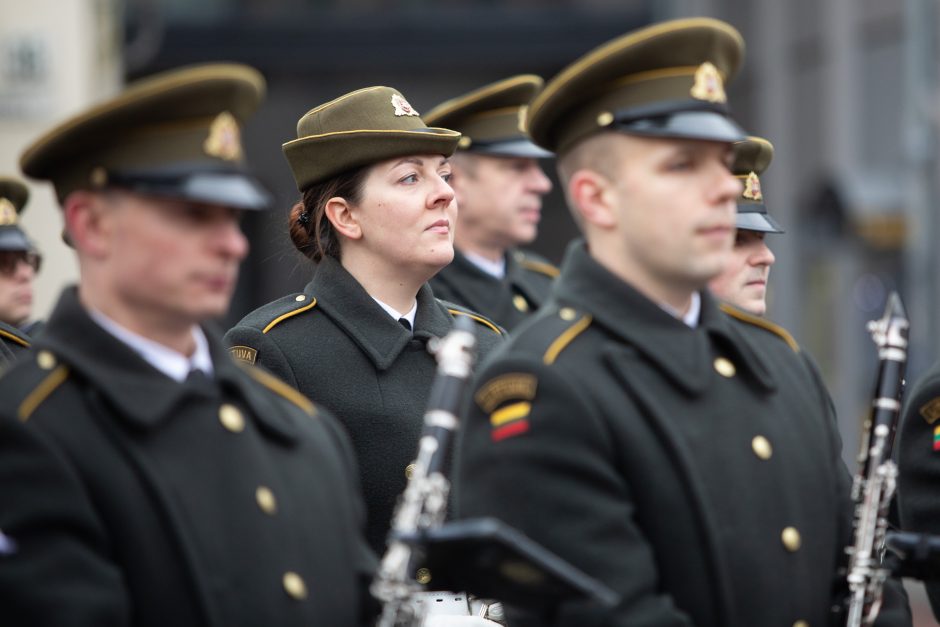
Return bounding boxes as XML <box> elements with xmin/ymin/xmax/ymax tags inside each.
<box><xmin>423</xmin><ymin>75</ymin><xmax>552</xmax><ymax>159</ymax></box>
<box><xmin>20</xmin><ymin>63</ymin><xmax>271</xmax><ymax>211</ymax></box>
<box><xmin>283</xmin><ymin>86</ymin><xmax>461</xmax><ymax>191</ymax></box>
<box><xmin>0</xmin><ymin>177</ymin><xmax>33</xmax><ymax>251</ymax></box>
<box><xmin>527</xmin><ymin>17</ymin><xmax>746</xmax><ymax>154</ymax></box>
<box><xmin>733</xmin><ymin>136</ymin><xmax>783</xmax><ymax>233</ymax></box>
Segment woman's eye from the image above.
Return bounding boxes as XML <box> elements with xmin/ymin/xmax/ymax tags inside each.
<box><xmin>400</xmin><ymin>174</ymin><xmax>418</xmax><ymax>184</ymax></box>
<box><xmin>441</xmin><ymin>172</ymin><xmax>453</xmax><ymax>183</ymax></box>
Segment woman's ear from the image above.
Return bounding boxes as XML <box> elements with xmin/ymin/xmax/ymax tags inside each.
<box><xmin>568</xmin><ymin>169</ymin><xmax>617</xmax><ymax>229</ymax></box>
<box><xmin>324</xmin><ymin>197</ymin><xmax>362</xmax><ymax>241</ymax></box>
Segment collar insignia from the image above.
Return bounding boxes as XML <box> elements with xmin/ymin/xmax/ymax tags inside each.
<box><xmin>0</xmin><ymin>199</ymin><xmax>17</xmax><ymax>226</ymax></box>
<box><xmin>742</xmin><ymin>171</ymin><xmax>762</xmax><ymax>201</ymax></box>
<box><xmin>391</xmin><ymin>93</ymin><xmax>419</xmax><ymax>117</ymax></box>
<box><xmin>690</xmin><ymin>61</ymin><xmax>727</xmax><ymax>104</ymax></box>
<box><xmin>204</xmin><ymin>111</ymin><xmax>243</xmax><ymax>162</ymax></box>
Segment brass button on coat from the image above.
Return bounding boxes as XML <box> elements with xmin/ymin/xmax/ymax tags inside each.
<box><xmin>405</xmin><ymin>463</ymin><xmax>416</xmax><ymax>479</ymax></box>
<box><xmin>793</xmin><ymin>621</ymin><xmax>809</xmax><ymax>627</ymax></box>
<box><xmin>282</xmin><ymin>571</ymin><xmax>308</xmax><ymax>600</ymax></box>
<box><xmin>255</xmin><ymin>486</ymin><xmax>277</xmax><ymax>515</ymax></box>
<box><xmin>416</xmin><ymin>568</ymin><xmax>432</xmax><ymax>584</ymax></box>
<box><xmin>751</xmin><ymin>436</ymin><xmax>773</xmax><ymax>460</ymax></box>
<box><xmin>36</xmin><ymin>350</ymin><xmax>56</xmax><ymax>370</ymax></box>
<box><xmin>713</xmin><ymin>357</ymin><xmax>736</xmax><ymax>378</ymax></box>
<box><xmin>218</xmin><ymin>404</ymin><xmax>245</xmax><ymax>433</ymax></box>
<box><xmin>513</xmin><ymin>294</ymin><xmax>529</xmax><ymax>312</ymax></box>
<box><xmin>781</xmin><ymin>527</ymin><xmax>802</xmax><ymax>552</ymax></box>
<box><xmin>295</xmin><ymin>294</ymin><xmax>306</xmax><ymax>302</ymax></box>
<box><xmin>559</xmin><ymin>307</ymin><xmax>577</xmax><ymax>321</ymax></box>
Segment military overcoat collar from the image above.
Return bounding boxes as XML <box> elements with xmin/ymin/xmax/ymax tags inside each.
<box><xmin>553</xmin><ymin>240</ymin><xmax>776</xmax><ymax>396</ymax></box>
<box><xmin>37</xmin><ymin>287</ymin><xmax>300</xmax><ymax>442</ymax></box>
<box><xmin>444</xmin><ymin>250</ymin><xmax>548</xmax><ymax>309</ymax></box>
<box><xmin>306</xmin><ymin>256</ymin><xmax>452</xmax><ymax>371</ymax></box>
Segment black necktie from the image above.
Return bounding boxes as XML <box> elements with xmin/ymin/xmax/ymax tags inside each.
<box><xmin>399</xmin><ymin>318</ymin><xmax>412</xmax><ymax>331</ymax></box>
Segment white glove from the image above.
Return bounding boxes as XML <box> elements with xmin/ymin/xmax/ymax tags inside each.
<box><xmin>422</xmin><ymin>617</ymin><xmax>502</xmax><ymax>627</ymax></box>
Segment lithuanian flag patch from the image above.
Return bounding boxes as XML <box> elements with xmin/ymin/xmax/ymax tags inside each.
<box><xmin>490</xmin><ymin>401</ymin><xmax>531</xmax><ymax>442</ymax></box>
<box><xmin>934</xmin><ymin>425</ymin><xmax>940</xmax><ymax>451</ymax></box>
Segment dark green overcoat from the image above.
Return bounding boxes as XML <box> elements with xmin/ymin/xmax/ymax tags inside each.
<box><xmin>0</xmin><ymin>318</ymin><xmax>30</xmax><ymax>369</ymax></box>
<box><xmin>0</xmin><ymin>287</ymin><xmax>376</xmax><ymax>627</ymax></box>
<box><xmin>897</xmin><ymin>358</ymin><xmax>940</xmax><ymax>618</ymax></box>
<box><xmin>429</xmin><ymin>249</ymin><xmax>557</xmax><ymax>331</ymax></box>
<box><xmin>225</xmin><ymin>255</ymin><xmax>505</xmax><ymax>553</ymax></box>
<box><xmin>454</xmin><ymin>240</ymin><xmax>910</xmax><ymax>627</ymax></box>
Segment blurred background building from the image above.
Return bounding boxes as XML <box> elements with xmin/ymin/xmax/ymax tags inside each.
<box><xmin>2</xmin><ymin>0</ymin><xmax>939</xmax><ymax>621</ymax></box>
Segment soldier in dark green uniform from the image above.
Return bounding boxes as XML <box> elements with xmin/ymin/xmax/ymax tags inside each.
<box><xmin>0</xmin><ymin>64</ymin><xmax>376</xmax><ymax>627</ymax></box>
<box><xmin>897</xmin><ymin>365</ymin><xmax>940</xmax><ymax>618</ymax></box>
<box><xmin>423</xmin><ymin>76</ymin><xmax>557</xmax><ymax>331</ymax></box>
<box><xmin>452</xmin><ymin>18</ymin><xmax>911</xmax><ymax>627</ymax></box>
<box><xmin>708</xmin><ymin>136</ymin><xmax>783</xmax><ymax>316</ymax></box>
<box><xmin>0</xmin><ymin>177</ymin><xmax>39</xmax><ymax>365</ymax></box>
<box><xmin>224</xmin><ymin>86</ymin><xmax>504</xmax><ymax>554</ymax></box>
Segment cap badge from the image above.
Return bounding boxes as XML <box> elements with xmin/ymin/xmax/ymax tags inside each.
<box><xmin>0</xmin><ymin>199</ymin><xmax>17</xmax><ymax>226</ymax></box>
<box><xmin>742</xmin><ymin>171</ymin><xmax>762</xmax><ymax>201</ymax></box>
<box><xmin>391</xmin><ymin>93</ymin><xmax>419</xmax><ymax>117</ymax></box>
<box><xmin>690</xmin><ymin>61</ymin><xmax>727</xmax><ymax>104</ymax></box>
<box><xmin>517</xmin><ymin>106</ymin><xmax>529</xmax><ymax>133</ymax></box>
<box><xmin>204</xmin><ymin>111</ymin><xmax>243</xmax><ymax>162</ymax></box>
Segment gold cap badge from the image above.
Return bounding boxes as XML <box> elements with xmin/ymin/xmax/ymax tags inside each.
<box><xmin>391</xmin><ymin>93</ymin><xmax>419</xmax><ymax>117</ymax></box>
<box><xmin>204</xmin><ymin>111</ymin><xmax>243</xmax><ymax>162</ymax></box>
<box><xmin>690</xmin><ymin>61</ymin><xmax>727</xmax><ymax>104</ymax></box>
<box><xmin>0</xmin><ymin>198</ymin><xmax>17</xmax><ymax>226</ymax></box>
<box><xmin>742</xmin><ymin>171</ymin><xmax>762</xmax><ymax>201</ymax></box>
<box><xmin>517</xmin><ymin>105</ymin><xmax>529</xmax><ymax>133</ymax></box>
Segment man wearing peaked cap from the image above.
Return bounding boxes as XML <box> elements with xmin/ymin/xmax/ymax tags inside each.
<box><xmin>709</xmin><ymin>136</ymin><xmax>784</xmax><ymax>316</ymax></box>
<box><xmin>453</xmin><ymin>18</ymin><xmax>911</xmax><ymax>626</ymax></box>
<box><xmin>0</xmin><ymin>64</ymin><xmax>376</xmax><ymax>627</ymax></box>
<box><xmin>424</xmin><ymin>76</ymin><xmax>558</xmax><ymax>331</ymax></box>
<box><xmin>0</xmin><ymin>176</ymin><xmax>38</xmax><ymax>366</ymax></box>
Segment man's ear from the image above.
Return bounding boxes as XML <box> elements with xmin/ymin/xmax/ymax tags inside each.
<box><xmin>63</xmin><ymin>190</ymin><xmax>112</xmax><ymax>258</ymax></box>
<box><xmin>324</xmin><ymin>196</ymin><xmax>362</xmax><ymax>241</ymax></box>
<box><xmin>568</xmin><ymin>169</ymin><xmax>617</xmax><ymax>229</ymax></box>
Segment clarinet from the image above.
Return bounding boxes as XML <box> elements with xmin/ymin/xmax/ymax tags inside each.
<box><xmin>845</xmin><ymin>292</ymin><xmax>909</xmax><ymax>627</ymax></box>
<box><xmin>372</xmin><ymin>316</ymin><xmax>478</xmax><ymax>627</ymax></box>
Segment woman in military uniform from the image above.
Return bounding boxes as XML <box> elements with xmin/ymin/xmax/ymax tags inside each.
<box><xmin>225</xmin><ymin>86</ymin><xmax>504</xmax><ymax>554</ymax></box>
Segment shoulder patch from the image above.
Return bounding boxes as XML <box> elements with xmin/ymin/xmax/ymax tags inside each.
<box><xmin>475</xmin><ymin>373</ymin><xmax>538</xmax><ymax>413</ymax></box>
<box><xmin>18</xmin><ymin>365</ymin><xmax>70</xmax><ymax>422</ymax></box>
<box><xmin>920</xmin><ymin>397</ymin><xmax>940</xmax><ymax>425</ymax></box>
<box><xmin>245</xmin><ymin>365</ymin><xmax>317</xmax><ymax>417</ymax></box>
<box><xmin>0</xmin><ymin>327</ymin><xmax>30</xmax><ymax>348</ymax></box>
<box><xmin>262</xmin><ymin>297</ymin><xmax>317</xmax><ymax>334</ymax></box>
<box><xmin>447</xmin><ymin>308</ymin><xmax>503</xmax><ymax>336</ymax></box>
<box><xmin>720</xmin><ymin>303</ymin><xmax>800</xmax><ymax>353</ymax></box>
<box><xmin>517</xmin><ymin>255</ymin><xmax>560</xmax><ymax>278</ymax></box>
<box><xmin>229</xmin><ymin>345</ymin><xmax>258</xmax><ymax>365</ymax></box>
<box><xmin>543</xmin><ymin>307</ymin><xmax>592</xmax><ymax>365</ymax></box>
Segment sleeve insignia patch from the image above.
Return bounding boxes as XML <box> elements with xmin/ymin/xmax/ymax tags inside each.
<box><xmin>474</xmin><ymin>373</ymin><xmax>537</xmax><ymax>413</ymax></box>
<box><xmin>933</xmin><ymin>425</ymin><xmax>940</xmax><ymax>452</ymax></box>
<box><xmin>489</xmin><ymin>401</ymin><xmax>531</xmax><ymax>442</ymax></box>
<box><xmin>229</xmin><ymin>345</ymin><xmax>258</xmax><ymax>365</ymax></box>
<box><xmin>920</xmin><ymin>396</ymin><xmax>940</xmax><ymax>425</ymax></box>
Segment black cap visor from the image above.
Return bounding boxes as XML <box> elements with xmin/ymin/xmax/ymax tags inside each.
<box><xmin>467</xmin><ymin>138</ymin><xmax>554</xmax><ymax>159</ymax></box>
<box><xmin>736</xmin><ymin>207</ymin><xmax>785</xmax><ymax>233</ymax></box>
<box><xmin>107</xmin><ymin>166</ymin><xmax>272</xmax><ymax>211</ymax></box>
<box><xmin>0</xmin><ymin>227</ymin><xmax>33</xmax><ymax>251</ymax></box>
<box><xmin>612</xmin><ymin>99</ymin><xmax>745</xmax><ymax>143</ymax></box>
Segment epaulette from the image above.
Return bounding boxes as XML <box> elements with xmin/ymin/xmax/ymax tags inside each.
<box><xmin>16</xmin><ymin>350</ymin><xmax>70</xmax><ymax>422</ymax></box>
<box><xmin>719</xmin><ymin>303</ymin><xmax>800</xmax><ymax>353</ymax></box>
<box><xmin>536</xmin><ymin>306</ymin><xmax>592</xmax><ymax>364</ymax></box>
<box><xmin>0</xmin><ymin>322</ymin><xmax>30</xmax><ymax>349</ymax></box>
<box><xmin>445</xmin><ymin>304</ymin><xmax>504</xmax><ymax>336</ymax></box>
<box><xmin>243</xmin><ymin>364</ymin><xmax>317</xmax><ymax>417</ymax></box>
<box><xmin>514</xmin><ymin>251</ymin><xmax>560</xmax><ymax>278</ymax></box>
<box><xmin>260</xmin><ymin>295</ymin><xmax>318</xmax><ymax>334</ymax></box>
